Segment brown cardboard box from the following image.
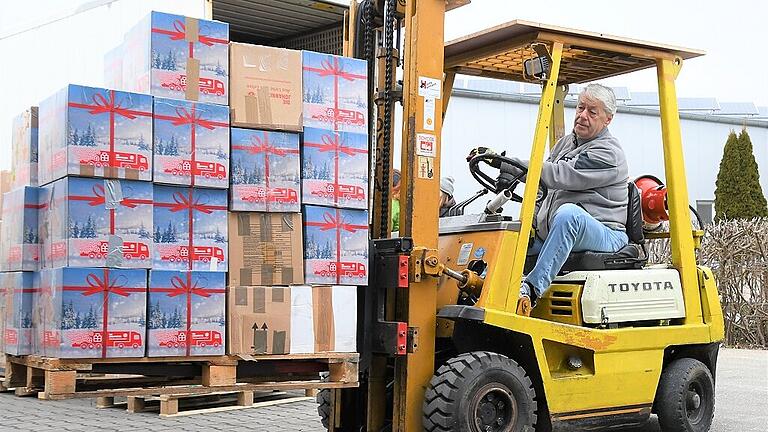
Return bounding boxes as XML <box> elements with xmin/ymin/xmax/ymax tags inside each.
<box><xmin>228</xmin><ymin>212</ymin><xmax>304</xmax><ymax>286</ymax></box>
<box><xmin>228</xmin><ymin>285</ymin><xmax>292</xmax><ymax>355</ymax></box>
<box><xmin>227</xmin><ymin>285</ymin><xmax>357</xmax><ymax>356</ymax></box>
<box><xmin>229</xmin><ymin>43</ymin><xmax>303</xmax><ymax>131</ymax></box>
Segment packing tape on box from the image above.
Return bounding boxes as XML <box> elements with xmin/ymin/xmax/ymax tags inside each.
<box><xmin>106</xmin><ymin>234</ymin><xmax>124</xmax><ymax>267</ymax></box>
<box><xmin>103</xmin><ymin>179</ymin><xmax>123</xmax><ymax>209</ymax></box>
<box><xmin>312</xmin><ymin>286</ymin><xmax>335</xmax><ymax>352</ymax></box>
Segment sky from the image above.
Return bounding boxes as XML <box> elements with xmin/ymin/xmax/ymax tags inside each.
<box><xmin>0</xmin><ymin>0</ymin><xmax>766</xmax><ymax>171</ymax></box>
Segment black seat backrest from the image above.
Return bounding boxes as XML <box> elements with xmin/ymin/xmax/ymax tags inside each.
<box><xmin>626</xmin><ymin>182</ymin><xmax>644</xmax><ymax>243</ymax></box>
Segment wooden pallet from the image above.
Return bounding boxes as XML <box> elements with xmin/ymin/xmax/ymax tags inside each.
<box><xmin>3</xmin><ymin>353</ymin><xmax>357</xmax><ymax>400</ymax></box>
<box><xmin>95</xmin><ymin>390</ymin><xmax>312</xmax><ymax>417</ymax></box>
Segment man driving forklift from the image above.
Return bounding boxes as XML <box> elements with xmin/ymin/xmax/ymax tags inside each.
<box><xmin>502</xmin><ymin>83</ymin><xmax>631</xmax><ymax>315</ymax></box>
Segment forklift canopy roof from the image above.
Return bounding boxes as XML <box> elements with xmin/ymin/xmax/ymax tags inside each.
<box><xmin>444</xmin><ymin>20</ymin><xmax>704</xmax><ymax>84</ymax></box>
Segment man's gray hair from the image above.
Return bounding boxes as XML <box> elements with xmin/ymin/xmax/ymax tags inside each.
<box><xmin>580</xmin><ymin>83</ymin><xmax>617</xmax><ymax>117</ymax></box>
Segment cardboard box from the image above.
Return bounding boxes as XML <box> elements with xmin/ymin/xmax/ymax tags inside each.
<box><xmin>301</xmin><ymin>127</ymin><xmax>369</xmax><ymax>209</ymax></box>
<box><xmin>154</xmin><ymin>97</ymin><xmax>230</xmax><ymax>188</ymax></box>
<box><xmin>153</xmin><ymin>185</ymin><xmax>228</xmax><ymax>271</ymax></box>
<box><xmin>1</xmin><ymin>272</ymin><xmax>36</xmax><ymax>355</ymax></box>
<box><xmin>34</xmin><ymin>267</ymin><xmax>147</xmax><ymax>358</ymax></box>
<box><xmin>0</xmin><ymin>170</ymin><xmax>12</xmax><ymax>218</ymax></box>
<box><xmin>228</xmin><ymin>212</ymin><xmax>304</xmax><ymax>286</ymax></box>
<box><xmin>227</xmin><ymin>285</ymin><xmax>356</xmax><ymax>355</ymax></box>
<box><xmin>230</xmin><ymin>43</ymin><xmax>303</xmax><ymax>131</ymax></box>
<box><xmin>147</xmin><ymin>270</ymin><xmax>226</xmax><ymax>357</ymax></box>
<box><xmin>0</xmin><ymin>273</ymin><xmax>6</xmax><ymax>354</ymax></box>
<box><xmin>0</xmin><ymin>186</ymin><xmax>41</xmax><ymax>271</ymax></box>
<box><xmin>39</xmin><ymin>177</ymin><xmax>153</xmax><ymax>269</ymax></box>
<box><xmin>303</xmin><ymin>205</ymin><xmax>369</xmax><ymax>285</ymax></box>
<box><xmin>230</xmin><ymin>128</ymin><xmax>301</xmax><ymax>212</ymax></box>
<box><xmin>37</xmin><ymin>84</ymin><xmax>153</xmax><ymax>186</ymax></box>
<box><xmin>302</xmin><ymin>51</ymin><xmax>368</xmax><ymax>134</ymax></box>
<box><xmin>121</xmin><ymin>11</ymin><xmax>229</xmax><ymax>105</ymax></box>
<box><xmin>11</xmin><ymin>107</ymin><xmax>39</xmax><ymax>188</ymax></box>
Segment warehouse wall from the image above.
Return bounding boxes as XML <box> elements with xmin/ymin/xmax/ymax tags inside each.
<box><xmin>0</xmin><ymin>0</ymin><xmax>207</xmax><ymax>169</ymax></box>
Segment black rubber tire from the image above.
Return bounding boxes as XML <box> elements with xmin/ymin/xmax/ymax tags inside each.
<box><xmin>423</xmin><ymin>351</ymin><xmax>538</xmax><ymax>432</ymax></box>
<box><xmin>317</xmin><ymin>388</ymin><xmax>331</xmax><ymax>429</ymax></box>
<box><xmin>656</xmin><ymin>358</ymin><xmax>715</xmax><ymax>432</ymax></box>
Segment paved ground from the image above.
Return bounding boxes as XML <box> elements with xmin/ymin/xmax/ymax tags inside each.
<box><xmin>0</xmin><ymin>348</ymin><xmax>765</xmax><ymax>431</ymax></box>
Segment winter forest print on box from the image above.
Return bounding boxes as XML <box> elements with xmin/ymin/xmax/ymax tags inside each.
<box><xmin>303</xmin><ymin>205</ymin><xmax>369</xmax><ymax>285</ymax></box>
<box><xmin>230</xmin><ymin>128</ymin><xmax>301</xmax><ymax>212</ymax></box>
<box><xmin>37</xmin><ymin>85</ymin><xmax>153</xmax><ymax>185</ymax></box>
<box><xmin>148</xmin><ymin>270</ymin><xmax>225</xmax><ymax>356</ymax></box>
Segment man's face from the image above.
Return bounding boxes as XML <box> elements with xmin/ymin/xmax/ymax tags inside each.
<box><xmin>573</xmin><ymin>95</ymin><xmax>613</xmax><ymax>140</ymax></box>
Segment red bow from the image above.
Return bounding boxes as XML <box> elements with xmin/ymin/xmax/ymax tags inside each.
<box><xmin>235</xmin><ymin>134</ymin><xmax>298</xmax><ymax>157</ymax></box>
<box><xmin>69</xmin><ymin>92</ymin><xmax>149</xmax><ymax>120</ymax></box>
<box><xmin>152</xmin><ymin>20</ymin><xmax>228</xmax><ymax>46</ymax></box>
<box><xmin>315</xmin><ymin>57</ymin><xmax>366</xmax><ymax>82</ymax></box>
<box><xmin>165</xmin><ymin>191</ymin><xmax>224</xmax><ymax>214</ymax></box>
<box><xmin>308</xmin><ymin>211</ymin><xmax>367</xmax><ymax>233</ymax></box>
<box><xmin>80</xmin><ymin>273</ymin><xmax>130</xmax><ymax>297</ymax></box>
<box><xmin>166</xmin><ymin>275</ymin><xmax>214</xmax><ymax>298</ymax></box>
<box><xmin>308</xmin><ymin>134</ymin><xmax>367</xmax><ymax>157</ymax></box>
<box><xmin>168</xmin><ymin>107</ymin><xmax>221</xmax><ymax>130</ymax></box>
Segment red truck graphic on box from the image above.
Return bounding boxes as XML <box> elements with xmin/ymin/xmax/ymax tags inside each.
<box><xmin>80</xmin><ymin>151</ymin><xmax>149</xmax><ymax>171</ymax></box>
<box><xmin>165</xmin><ymin>160</ymin><xmax>227</xmax><ymax>179</ymax></box>
<box><xmin>242</xmin><ymin>187</ymin><xmax>298</xmax><ymax>204</ymax></box>
<box><xmin>313</xmin><ymin>108</ymin><xmax>365</xmax><ymax>126</ymax></box>
<box><xmin>71</xmin><ymin>331</ymin><xmax>142</xmax><ymax>349</ymax></box>
<box><xmin>161</xmin><ymin>75</ymin><xmax>226</xmax><ymax>96</ymax></box>
<box><xmin>161</xmin><ymin>245</ymin><xmax>225</xmax><ymax>264</ymax></box>
<box><xmin>157</xmin><ymin>330</ymin><xmax>222</xmax><ymax>348</ymax></box>
<box><xmin>311</xmin><ymin>184</ymin><xmax>365</xmax><ymax>201</ymax></box>
<box><xmin>315</xmin><ymin>261</ymin><xmax>367</xmax><ymax>278</ymax></box>
<box><xmin>4</xmin><ymin>329</ymin><xmax>17</xmax><ymax>345</ymax></box>
<box><xmin>79</xmin><ymin>241</ymin><xmax>150</xmax><ymax>260</ymax></box>
<box><xmin>43</xmin><ymin>330</ymin><xmax>61</xmax><ymax>348</ymax></box>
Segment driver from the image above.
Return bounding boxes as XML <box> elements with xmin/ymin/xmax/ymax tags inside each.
<box><xmin>508</xmin><ymin>84</ymin><xmax>630</xmax><ymax>316</ymax></box>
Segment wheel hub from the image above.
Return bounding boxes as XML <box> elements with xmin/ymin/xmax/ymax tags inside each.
<box><xmin>472</xmin><ymin>385</ymin><xmax>516</xmax><ymax>432</ymax></box>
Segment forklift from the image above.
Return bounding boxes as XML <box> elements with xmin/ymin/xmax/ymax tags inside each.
<box><xmin>320</xmin><ymin>1</ymin><xmax>725</xmax><ymax>431</ymax></box>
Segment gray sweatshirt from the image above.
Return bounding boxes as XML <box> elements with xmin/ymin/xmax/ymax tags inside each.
<box><xmin>515</xmin><ymin>127</ymin><xmax>629</xmax><ymax>239</ymax></box>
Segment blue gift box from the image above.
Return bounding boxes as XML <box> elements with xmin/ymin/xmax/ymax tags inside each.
<box><xmin>302</xmin><ymin>205</ymin><xmax>369</xmax><ymax>286</ymax></box>
<box><xmin>35</xmin><ymin>267</ymin><xmax>147</xmax><ymax>359</ymax></box>
<box><xmin>302</xmin><ymin>51</ymin><xmax>368</xmax><ymax>134</ymax></box>
<box><xmin>1</xmin><ymin>272</ymin><xmax>36</xmax><ymax>356</ymax></box>
<box><xmin>0</xmin><ymin>186</ymin><xmax>41</xmax><ymax>271</ymax></box>
<box><xmin>153</xmin><ymin>185</ymin><xmax>228</xmax><ymax>271</ymax></box>
<box><xmin>230</xmin><ymin>128</ymin><xmax>301</xmax><ymax>212</ymax></box>
<box><xmin>39</xmin><ymin>177</ymin><xmax>154</xmax><ymax>269</ymax></box>
<box><xmin>153</xmin><ymin>98</ymin><xmax>230</xmax><ymax>188</ymax></box>
<box><xmin>10</xmin><ymin>107</ymin><xmax>39</xmax><ymax>188</ymax></box>
<box><xmin>38</xmin><ymin>84</ymin><xmax>153</xmax><ymax>185</ymax></box>
<box><xmin>119</xmin><ymin>11</ymin><xmax>230</xmax><ymax>105</ymax></box>
<box><xmin>148</xmin><ymin>270</ymin><xmax>226</xmax><ymax>357</ymax></box>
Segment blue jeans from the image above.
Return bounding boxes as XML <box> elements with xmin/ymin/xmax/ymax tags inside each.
<box><xmin>523</xmin><ymin>203</ymin><xmax>628</xmax><ymax>298</ymax></box>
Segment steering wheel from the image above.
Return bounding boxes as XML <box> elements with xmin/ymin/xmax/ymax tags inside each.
<box><xmin>467</xmin><ymin>148</ymin><xmax>547</xmax><ymax>204</ymax></box>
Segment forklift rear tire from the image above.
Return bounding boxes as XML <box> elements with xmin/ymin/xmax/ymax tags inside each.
<box><xmin>656</xmin><ymin>358</ymin><xmax>715</xmax><ymax>432</ymax></box>
<box><xmin>423</xmin><ymin>351</ymin><xmax>537</xmax><ymax>432</ymax></box>
<box><xmin>317</xmin><ymin>388</ymin><xmax>331</xmax><ymax>429</ymax></box>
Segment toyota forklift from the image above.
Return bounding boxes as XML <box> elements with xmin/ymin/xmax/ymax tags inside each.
<box><xmin>322</xmin><ymin>1</ymin><xmax>725</xmax><ymax>431</ymax></box>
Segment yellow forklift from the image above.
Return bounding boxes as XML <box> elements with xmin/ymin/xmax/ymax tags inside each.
<box><xmin>321</xmin><ymin>1</ymin><xmax>725</xmax><ymax>431</ymax></box>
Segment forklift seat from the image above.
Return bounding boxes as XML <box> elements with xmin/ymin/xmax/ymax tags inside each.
<box><xmin>527</xmin><ymin>183</ymin><xmax>648</xmax><ymax>273</ymax></box>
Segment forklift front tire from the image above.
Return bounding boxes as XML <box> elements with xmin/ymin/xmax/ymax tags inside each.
<box><xmin>655</xmin><ymin>357</ymin><xmax>715</xmax><ymax>432</ymax></box>
<box><xmin>423</xmin><ymin>351</ymin><xmax>537</xmax><ymax>432</ymax></box>
<box><xmin>317</xmin><ymin>388</ymin><xmax>331</xmax><ymax>429</ymax></box>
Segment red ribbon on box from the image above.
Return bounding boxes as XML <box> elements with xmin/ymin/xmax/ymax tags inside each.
<box><xmin>150</xmin><ymin>273</ymin><xmax>225</xmax><ymax>356</ymax></box>
<box><xmin>68</xmin><ymin>90</ymin><xmax>152</xmax><ymax>171</ymax></box>
<box><xmin>303</xmin><ymin>132</ymin><xmax>368</xmax><ymax>205</ymax></box>
<box><xmin>303</xmin><ymin>56</ymin><xmax>366</xmax><ymax>130</ymax></box>
<box><xmin>154</xmin><ymin>190</ymin><xmax>227</xmax><ymax>270</ymax></box>
<box><xmin>68</xmin><ymin>184</ymin><xmax>153</xmax><ymax>235</ymax></box>
<box><xmin>232</xmin><ymin>133</ymin><xmax>299</xmax><ymax>194</ymax></box>
<box><xmin>155</xmin><ymin>105</ymin><xmax>228</xmax><ymax>186</ymax></box>
<box><xmin>152</xmin><ymin>19</ymin><xmax>228</xmax><ymax>58</ymax></box>
<box><xmin>62</xmin><ymin>269</ymin><xmax>145</xmax><ymax>358</ymax></box>
<box><xmin>305</xmin><ymin>209</ymin><xmax>367</xmax><ymax>283</ymax></box>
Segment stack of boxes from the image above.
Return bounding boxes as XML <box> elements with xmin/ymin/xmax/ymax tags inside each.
<box><xmin>0</xmin><ymin>10</ymin><xmax>368</xmax><ymax>362</ymax></box>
